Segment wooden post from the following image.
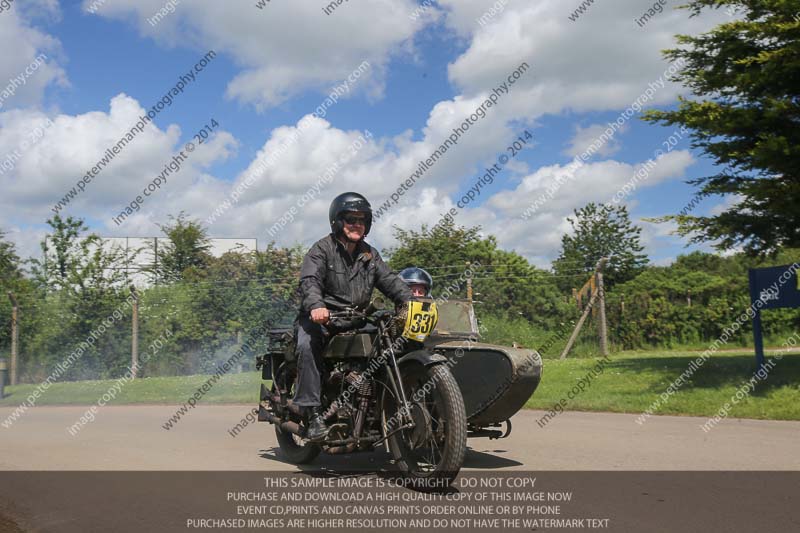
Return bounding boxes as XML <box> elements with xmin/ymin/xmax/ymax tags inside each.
<box><xmin>560</xmin><ymin>257</ymin><xmax>607</xmax><ymax>360</ymax></box>
<box><xmin>153</xmin><ymin>237</ymin><xmax>159</xmax><ymax>284</ymax></box>
<box><xmin>596</xmin><ymin>269</ymin><xmax>608</xmax><ymax>356</ymax></box>
<box><xmin>7</xmin><ymin>291</ymin><xmax>18</xmax><ymax>386</ymax></box>
<box><xmin>465</xmin><ymin>262</ymin><xmax>473</xmax><ymax>301</ymax></box>
<box><xmin>560</xmin><ymin>287</ymin><xmax>600</xmax><ymax>360</ymax></box>
<box><xmin>130</xmin><ymin>285</ymin><xmax>139</xmax><ymax>378</ymax></box>
<box><xmin>236</xmin><ymin>330</ymin><xmax>243</xmax><ymax>372</ymax></box>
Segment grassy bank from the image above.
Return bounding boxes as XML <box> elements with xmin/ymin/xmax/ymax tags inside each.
<box><xmin>2</xmin><ymin>351</ymin><xmax>798</xmax><ymax>421</ymax></box>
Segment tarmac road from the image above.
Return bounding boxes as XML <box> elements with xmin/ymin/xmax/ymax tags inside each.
<box><xmin>0</xmin><ymin>405</ymin><xmax>798</xmax><ymax>470</ymax></box>
<box><xmin>1</xmin><ymin>406</ymin><xmax>798</xmax><ymax>532</ymax></box>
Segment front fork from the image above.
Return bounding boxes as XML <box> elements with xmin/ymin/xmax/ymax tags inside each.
<box><xmin>377</xmin><ymin>332</ymin><xmax>417</xmax><ymax>447</ymax></box>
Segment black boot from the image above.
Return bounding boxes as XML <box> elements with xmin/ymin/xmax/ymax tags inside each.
<box><xmin>305</xmin><ymin>407</ymin><xmax>329</xmax><ymax>442</ymax></box>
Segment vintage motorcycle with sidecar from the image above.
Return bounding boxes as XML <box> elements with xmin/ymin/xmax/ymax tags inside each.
<box><xmin>255</xmin><ymin>298</ymin><xmax>542</xmax><ymax>487</ymax></box>
<box><xmin>256</xmin><ymin>299</ymin><xmax>467</xmax><ymax>486</ymax></box>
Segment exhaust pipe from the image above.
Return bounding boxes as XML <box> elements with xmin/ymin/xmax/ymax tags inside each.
<box><xmin>326</xmin><ymin>443</ymin><xmax>356</xmax><ymax>454</ymax></box>
<box><xmin>264</xmin><ymin>411</ymin><xmax>304</xmax><ymax>436</ymax></box>
<box><xmin>261</xmin><ymin>384</ymin><xmax>303</xmax><ymax>420</ymax></box>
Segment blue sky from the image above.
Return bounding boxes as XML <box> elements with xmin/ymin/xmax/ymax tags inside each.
<box><xmin>0</xmin><ymin>0</ymin><xmax>731</xmax><ymax>267</ymax></box>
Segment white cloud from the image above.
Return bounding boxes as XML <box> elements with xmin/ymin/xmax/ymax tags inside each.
<box><xmin>0</xmin><ymin>3</ymin><xmax>67</xmax><ymax>110</ymax></box>
<box><xmin>439</xmin><ymin>0</ymin><xmax>726</xmax><ymax>116</ymax></box>
<box><xmin>566</xmin><ymin>123</ymin><xmax>625</xmax><ymax>158</ymax></box>
<box><xmin>82</xmin><ymin>0</ymin><xmax>425</xmax><ymax>109</ymax></box>
<box><xmin>2</xmin><ymin>0</ymin><xmax>728</xmax><ymax>269</ymax></box>
<box><xmin>0</xmin><ymin>94</ymin><xmax>237</xmax><ymax>228</ymax></box>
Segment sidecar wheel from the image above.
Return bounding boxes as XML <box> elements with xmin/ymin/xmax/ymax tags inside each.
<box><xmin>383</xmin><ymin>363</ymin><xmax>467</xmax><ymax>488</ymax></box>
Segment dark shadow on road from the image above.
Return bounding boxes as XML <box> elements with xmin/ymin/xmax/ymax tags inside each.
<box><xmin>463</xmin><ymin>448</ymin><xmax>522</xmax><ymax>469</ymax></box>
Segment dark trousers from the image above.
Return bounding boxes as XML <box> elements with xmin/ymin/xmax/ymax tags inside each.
<box><xmin>292</xmin><ymin>314</ymin><xmax>331</xmax><ymax>407</ymax></box>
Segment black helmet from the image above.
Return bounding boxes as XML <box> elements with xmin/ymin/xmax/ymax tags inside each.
<box><xmin>399</xmin><ymin>267</ymin><xmax>433</xmax><ymax>297</ymax></box>
<box><xmin>329</xmin><ymin>192</ymin><xmax>372</xmax><ymax>238</ymax></box>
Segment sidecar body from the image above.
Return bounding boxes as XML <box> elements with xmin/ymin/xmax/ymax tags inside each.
<box><xmin>425</xmin><ymin>299</ymin><xmax>542</xmax><ymax>429</ymax></box>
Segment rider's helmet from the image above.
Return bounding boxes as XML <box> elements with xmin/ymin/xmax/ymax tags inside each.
<box><xmin>399</xmin><ymin>267</ymin><xmax>433</xmax><ymax>298</ymax></box>
<box><xmin>329</xmin><ymin>192</ymin><xmax>373</xmax><ymax>241</ymax></box>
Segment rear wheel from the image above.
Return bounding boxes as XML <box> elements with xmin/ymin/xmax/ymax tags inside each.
<box><xmin>273</xmin><ymin>363</ymin><xmax>320</xmax><ymax>464</ymax></box>
<box><xmin>382</xmin><ymin>363</ymin><xmax>467</xmax><ymax>488</ymax></box>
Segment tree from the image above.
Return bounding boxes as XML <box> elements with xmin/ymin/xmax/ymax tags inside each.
<box><xmin>148</xmin><ymin>212</ymin><xmax>211</xmax><ymax>283</ymax></box>
<box><xmin>29</xmin><ymin>215</ymin><xmax>130</xmax><ymax>293</ymax></box>
<box><xmin>643</xmin><ymin>0</ymin><xmax>800</xmax><ymax>255</ymax></box>
<box><xmin>0</xmin><ymin>230</ymin><xmax>24</xmax><ymax>353</ymax></box>
<box><xmin>25</xmin><ymin>216</ymin><xmax>133</xmax><ymax>380</ymax></box>
<box><xmin>385</xmin><ymin>220</ymin><xmax>569</xmax><ymax>326</ymax></box>
<box><xmin>552</xmin><ymin>203</ymin><xmax>648</xmax><ymax>291</ymax></box>
<box><xmin>0</xmin><ymin>229</ymin><xmax>21</xmax><ymax>284</ymax></box>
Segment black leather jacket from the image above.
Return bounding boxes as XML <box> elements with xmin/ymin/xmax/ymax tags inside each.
<box><xmin>298</xmin><ymin>233</ymin><xmax>412</xmax><ymax>315</ymax></box>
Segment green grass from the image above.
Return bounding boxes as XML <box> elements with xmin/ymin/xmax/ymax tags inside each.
<box><xmin>2</xmin><ymin>351</ymin><xmax>798</xmax><ymax>421</ymax></box>
<box><xmin>0</xmin><ymin>372</ymin><xmax>264</xmax><ymax>407</ymax></box>
<box><xmin>525</xmin><ymin>350</ymin><xmax>800</xmax><ymax>420</ymax></box>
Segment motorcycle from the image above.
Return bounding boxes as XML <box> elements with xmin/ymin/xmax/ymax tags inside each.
<box><xmin>255</xmin><ymin>299</ymin><xmax>467</xmax><ymax>487</ymax></box>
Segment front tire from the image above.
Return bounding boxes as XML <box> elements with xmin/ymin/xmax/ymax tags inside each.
<box><xmin>273</xmin><ymin>363</ymin><xmax>321</xmax><ymax>465</ymax></box>
<box><xmin>383</xmin><ymin>363</ymin><xmax>467</xmax><ymax>488</ymax></box>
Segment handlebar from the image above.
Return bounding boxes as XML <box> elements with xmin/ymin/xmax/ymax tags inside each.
<box><xmin>327</xmin><ymin>309</ymin><xmax>365</xmax><ymax>319</ymax></box>
<box><xmin>325</xmin><ymin>307</ymin><xmax>393</xmax><ymax>322</ymax></box>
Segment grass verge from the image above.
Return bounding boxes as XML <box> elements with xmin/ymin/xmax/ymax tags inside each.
<box><xmin>1</xmin><ymin>351</ymin><xmax>797</xmax><ymax>421</ymax></box>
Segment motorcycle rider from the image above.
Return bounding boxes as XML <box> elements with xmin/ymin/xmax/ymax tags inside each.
<box><xmin>294</xmin><ymin>192</ymin><xmax>413</xmax><ymax>441</ymax></box>
<box><xmin>399</xmin><ymin>267</ymin><xmax>433</xmax><ymax>298</ymax></box>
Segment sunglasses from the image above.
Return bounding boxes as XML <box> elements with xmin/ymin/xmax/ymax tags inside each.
<box><xmin>343</xmin><ymin>214</ymin><xmax>367</xmax><ymax>226</ymax></box>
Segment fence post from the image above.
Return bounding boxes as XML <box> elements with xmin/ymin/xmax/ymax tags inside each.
<box><xmin>466</xmin><ymin>262</ymin><xmax>473</xmax><ymax>301</ymax></box>
<box><xmin>130</xmin><ymin>285</ymin><xmax>139</xmax><ymax>379</ymax></box>
<box><xmin>596</xmin><ymin>268</ymin><xmax>609</xmax><ymax>356</ymax></box>
<box><xmin>7</xmin><ymin>291</ymin><xmax>18</xmax><ymax>386</ymax></box>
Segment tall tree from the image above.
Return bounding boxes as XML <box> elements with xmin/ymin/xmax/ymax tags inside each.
<box><xmin>0</xmin><ymin>230</ymin><xmax>23</xmax><ymax>353</ymax></box>
<box><xmin>0</xmin><ymin>229</ymin><xmax>21</xmax><ymax>284</ymax></box>
<box><xmin>552</xmin><ymin>203</ymin><xmax>648</xmax><ymax>291</ymax></box>
<box><xmin>148</xmin><ymin>212</ymin><xmax>212</xmax><ymax>283</ymax></box>
<box><xmin>29</xmin><ymin>215</ymin><xmax>129</xmax><ymax>292</ymax></box>
<box><xmin>25</xmin><ymin>216</ymin><xmax>133</xmax><ymax>380</ymax></box>
<box><xmin>643</xmin><ymin>0</ymin><xmax>800</xmax><ymax>255</ymax></box>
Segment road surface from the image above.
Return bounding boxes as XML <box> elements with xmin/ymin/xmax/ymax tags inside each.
<box><xmin>1</xmin><ymin>406</ymin><xmax>798</xmax><ymax>532</ymax></box>
<box><xmin>1</xmin><ymin>405</ymin><xmax>797</xmax><ymax>470</ymax></box>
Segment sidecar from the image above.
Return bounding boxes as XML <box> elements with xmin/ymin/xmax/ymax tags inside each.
<box><xmin>425</xmin><ymin>299</ymin><xmax>542</xmax><ymax>437</ymax></box>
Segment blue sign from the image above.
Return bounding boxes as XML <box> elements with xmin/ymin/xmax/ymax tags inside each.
<box><xmin>748</xmin><ymin>264</ymin><xmax>800</xmax><ymax>365</ymax></box>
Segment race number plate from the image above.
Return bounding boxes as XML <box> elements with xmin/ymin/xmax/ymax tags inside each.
<box><xmin>402</xmin><ymin>300</ymin><xmax>439</xmax><ymax>342</ymax></box>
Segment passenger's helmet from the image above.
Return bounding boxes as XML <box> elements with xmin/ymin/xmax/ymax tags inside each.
<box><xmin>399</xmin><ymin>267</ymin><xmax>433</xmax><ymax>297</ymax></box>
<box><xmin>329</xmin><ymin>192</ymin><xmax>372</xmax><ymax>238</ymax></box>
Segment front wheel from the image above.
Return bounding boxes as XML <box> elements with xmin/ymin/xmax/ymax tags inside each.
<box><xmin>382</xmin><ymin>363</ymin><xmax>467</xmax><ymax>488</ymax></box>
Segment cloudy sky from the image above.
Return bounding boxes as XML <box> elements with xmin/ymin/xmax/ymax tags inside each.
<box><xmin>0</xmin><ymin>0</ymin><xmax>731</xmax><ymax>267</ymax></box>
